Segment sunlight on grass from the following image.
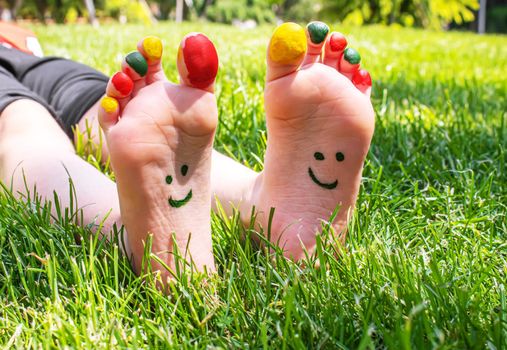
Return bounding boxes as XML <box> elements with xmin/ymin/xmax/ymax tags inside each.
<box><xmin>0</xmin><ymin>22</ymin><xmax>506</xmax><ymax>348</ymax></box>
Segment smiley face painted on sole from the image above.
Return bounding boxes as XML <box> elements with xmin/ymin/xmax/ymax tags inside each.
<box><xmin>308</xmin><ymin>151</ymin><xmax>345</xmax><ymax>190</ymax></box>
<box><xmin>166</xmin><ymin>164</ymin><xmax>193</xmax><ymax>208</ymax></box>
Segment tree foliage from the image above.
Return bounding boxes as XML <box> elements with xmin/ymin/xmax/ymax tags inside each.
<box><xmin>321</xmin><ymin>0</ymin><xmax>479</xmax><ymax>29</ymax></box>
<box><xmin>205</xmin><ymin>0</ymin><xmax>275</xmax><ymax>24</ymax></box>
<box><xmin>0</xmin><ymin>0</ymin><xmax>481</xmax><ymax>29</ymax></box>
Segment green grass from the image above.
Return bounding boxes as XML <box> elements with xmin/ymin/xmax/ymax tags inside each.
<box><xmin>1</xmin><ymin>22</ymin><xmax>506</xmax><ymax>348</ymax></box>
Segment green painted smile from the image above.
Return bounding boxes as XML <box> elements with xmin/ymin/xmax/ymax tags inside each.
<box><xmin>169</xmin><ymin>189</ymin><xmax>193</xmax><ymax>208</ymax></box>
<box><xmin>308</xmin><ymin>167</ymin><xmax>338</xmax><ymax>190</ymax></box>
<box><xmin>166</xmin><ymin>164</ymin><xmax>192</xmax><ymax>208</ymax></box>
<box><xmin>308</xmin><ymin>151</ymin><xmax>345</xmax><ymax>190</ymax></box>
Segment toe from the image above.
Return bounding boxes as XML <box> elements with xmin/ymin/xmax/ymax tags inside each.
<box><xmin>303</xmin><ymin>21</ymin><xmax>329</xmax><ymax>65</ymax></box>
<box><xmin>98</xmin><ymin>96</ymin><xmax>120</xmax><ymax>134</ymax></box>
<box><xmin>122</xmin><ymin>51</ymin><xmax>148</xmax><ymax>80</ymax></box>
<box><xmin>339</xmin><ymin>47</ymin><xmax>361</xmax><ymax>79</ymax></box>
<box><xmin>352</xmin><ymin>69</ymin><xmax>372</xmax><ymax>97</ymax></box>
<box><xmin>136</xmin><ymin>36</ymin><xmax>166</xmax><ymax>84</ymax></box>
<box><xmin>122</xmin><ymin>51</ymin><xmax>149</xmax><ymax>94</ymax></box>
<box><xmin>323</xmin><ymin>32</ymin><xmax>347</xmax><ymax>69</ymax></box>
<box><xmin>106</xmin><ymin>71</ymin><xmax>134</xmax><ymax>111</ymax></box>
<box><xmin>176</xmin><ymin>32</ymin><xmax>219</xmax><ymax>92</ymax></box>
<box><xmin>107</xmin><ymin>71</ymin><xmax>134</xmax><ymax>98</ymax></box>
<box><xmin>266</xmin><ymin>22</ymin><xmax>307</xmax><ymax>82</ymax></box>
<box><xmin>137</xmin><ymin>35</ymin><xmax>163</xmax><ymax>64</ymax></box>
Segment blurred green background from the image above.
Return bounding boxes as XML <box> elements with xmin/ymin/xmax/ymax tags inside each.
<box><xmin>0</xmin><ymin>0</ymin><xmax>506</xmax><ymax>33</ymax></box>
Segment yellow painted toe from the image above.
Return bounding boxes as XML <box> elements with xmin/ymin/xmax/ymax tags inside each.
<box><xmin>100</xmin><ymin>96</ymin><xmax>118</xmax><ymax>113</ymax></box>
<box><xmin>268</xmin><ymin>23</ymin><xmax>307</xmax><ymax>65</ymax></box>
<box><xmin>143</xmin><ymin>36</ymin><xmax>163</xmax><ymax>60</ymax></box>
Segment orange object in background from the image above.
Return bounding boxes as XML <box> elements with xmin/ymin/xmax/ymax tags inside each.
<box><xmin>0</xmin><ymin>21</ymin><xmax>43</xmax><ymax>57</ymax></box>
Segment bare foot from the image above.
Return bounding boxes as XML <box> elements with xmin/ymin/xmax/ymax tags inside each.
<box><xmin>250</xmin><ymin>22</ymin><xmax>375</xmax><ymax>259</ymax></box>
<box><xmin>98</xmin><ymin>34</ymin><xmax>219</xmax><ymax>280</ymax></box>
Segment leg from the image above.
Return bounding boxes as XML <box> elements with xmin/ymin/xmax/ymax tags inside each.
<box><xmin>0</xmin><ymin>58</ymin><xmax>121</xmax><ymax>240</ymax></box>
<box><xmin>0</xmin><ymin>99</ymin><xmax>125</xmax><ymax>249</ymax></box>
<box><xmin>0</xmin><ymin>45</ymin><xmax>127</xmax><ymax>250</ymax></box>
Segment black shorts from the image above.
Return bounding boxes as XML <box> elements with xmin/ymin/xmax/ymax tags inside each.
<box><xmin>0</xmin><ymin>45</ymin><xmax>108</xmax><ymax>138</ymax></box>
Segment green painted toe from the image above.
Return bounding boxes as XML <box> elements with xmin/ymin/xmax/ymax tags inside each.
<box><xmin>307</xmin><ymin>21</ymin><xmax>329</xmax><ymax>44</ymax></box>
<box><xmin>125</xmin><ymin>51</ymin><xmax>148</xmax><ymax>76</ymax></box>
<box><xmin>343</xmin><ymin>48</ymin><xmax>361</xmax><ymax>64</ymax></box>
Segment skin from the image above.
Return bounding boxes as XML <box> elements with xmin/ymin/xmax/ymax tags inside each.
<box><xmin>352</xmin><ymin>69</ymin><xmax>372</xmax><ymax>91</ymax></box>
<box><xmin>307</xmin><ymin>22</ymin><xmax>329</xmax><ymax>44</ymax></box>
<box><xmin>0</xmin><ymin>99</ymin><xmax>125</xmax><ymax>253</ymax></box>
<box><xmin>307</xmin><ymin>151</ymin><xmax>345</xmax><ymax>190</ymax></box>
<box><xmin>100</xmin><ymin>96</ymin><xmax>118</xmax><ymax>113</ymax></box>
<box><xmin>169</xmin><ymin>190</ymin><xmax>193</xmax><ymax>208</ymax></box>
<box><xmin>255</xmin><ymin>22</ymin><xmax>374</xmax><ymax>259</ymax></box>
<box><xmin>322</xmin><ymin>32</ymin><xmax>347</xmax><ymax>70</ymax></box>
<box><xmin>98</xmin><ymin>34</ymin><xmax>219</xmax><ymax>281</ymax></box>
<box><xmin>339</xmin><ymin>48</ymin><xmax>361</xmax><ymax>78</ymax></box>
<box><xmin>85</xmin><ymin>25</ymin><xmax>374</xmax><ymax>263</ymax></box>
<box><xmin>343</xmin><ymin>48</ymin><xmax>361</xmax><ymax>64</ymax></box>
<box><xmin>167</xmin><ymin>164</ymin><xmax>193</xmax><ymax>208</ymax></box>
<box><xmin>268</xmin><ymin>22</ymin><xmax>307</xmax><ymax>65</ymax></box>
<box><xmin>308</xmin><ymin>167</ymin><xmax>338</xmax><ymax>190</ymax></box>
<box><xmin>125</xmin><ymin>52</ymin><xmax>148</xmax><ymax>77</ymax></box>
<box><xmin>178</xmin><ymin>33</ymin><xmax>219</xmax><ymax>89</ymax></box>
<box><xmin>142</xmin><ymin>36</ymin><xmax>163</xmax><ymax>62</ymax></box>
<box><xmin>111</xmin><ymin>72</ymin><xmax>134</xmax><ymax>95</ymax></box>
<box><xmin>328</xmin><ymin>32</ymin><xmax>347</xmax><ymax>52</ymax></box>
<box><xmin>2</xmin><ymin>24</ymin><xmax>374</xmax><ymax>284</ymax></box>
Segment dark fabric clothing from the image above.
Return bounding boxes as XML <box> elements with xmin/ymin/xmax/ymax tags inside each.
<box><xmin>0</xmin><ymin>46</ymin><xmax>108</xmax><ymax>138</ymax></box>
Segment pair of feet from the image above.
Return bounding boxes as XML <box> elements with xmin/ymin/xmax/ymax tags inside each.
<box><xmin>97</xmin><ymin>22</ymin><xmax>375</xmax><ymax>280</ymax></box>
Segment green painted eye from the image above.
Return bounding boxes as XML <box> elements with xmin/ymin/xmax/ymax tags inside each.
<box><xmin>166</xmin><ymin>175</ymin><xmax>173</xmax><ymax>184</ymax></box>
<box><xmin>181</xmin><ymin>164</ymin><xmax>188</xmax><ymax>176</ymax></box>
<box><xmin>336</xmin><ymin>152</ymin><xmax>345</xmax><ymax>162</ymax></box>
<box><xmin>314</xmin><ymin>152</ymin><xmax>325</xmax><ymax>160</ymax></box>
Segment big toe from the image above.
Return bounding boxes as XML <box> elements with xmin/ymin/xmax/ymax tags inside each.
<box><xmin>177</xmin><ymin>33</ymin><xmax>219</xmax><ymax>93</ymax></box>
<box><xmin>266</xmin><ymin>22</ymin><xmax>307</xmax><ymax>82</ymax></box>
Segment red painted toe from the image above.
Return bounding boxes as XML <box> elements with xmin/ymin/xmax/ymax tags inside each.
<box><xmin>352</xmin><ymin>69</ymin><xmax>372</xmax><ymax>88</ymax></box>
<box><xmin>111</xmin><ymin>72</ymin><xmax>134</xmax><ymax>96</ymax></box>
<box><xmin>329</xmin><ymin>32</ymin><xmax>347</xmax><ymax>52</ymax></box>
<box><xmin>179</xmin><ymin>33</ymin><xmax>219</xmax><ymax>89</ymax></box>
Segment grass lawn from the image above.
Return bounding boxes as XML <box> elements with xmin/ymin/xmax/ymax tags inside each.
<box><xmin>1</xmin><ymin>22</ymin><xmax>506</xmax><ymax>348</ymax></box>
